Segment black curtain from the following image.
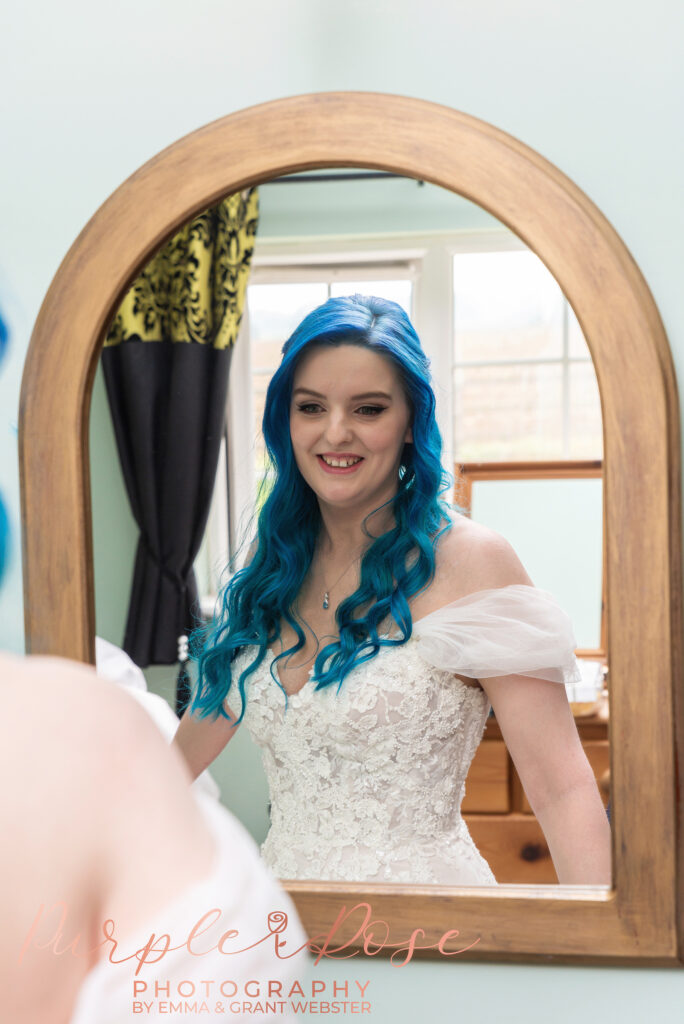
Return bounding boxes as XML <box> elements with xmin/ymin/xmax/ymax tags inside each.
<box><xmin>102</xmin><ymin>188</ymin><xmax>259</xmax><ymax>710</ymax></box>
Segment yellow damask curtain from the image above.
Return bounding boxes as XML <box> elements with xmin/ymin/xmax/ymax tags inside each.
<box><xmin>105</xmin><ymin>187</ymin><xmax>259</xmax><ymax>349</ymax></box>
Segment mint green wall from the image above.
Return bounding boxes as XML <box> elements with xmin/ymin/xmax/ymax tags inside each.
<box><xmin>2</xmin><ymin>0</ymin><xmax>683</xmax><ymax>1017</ymax></box>
<box><xmin>472</xmin><ymin>479</ymin><xmax>604</xmax><ymax>649</ymax></box>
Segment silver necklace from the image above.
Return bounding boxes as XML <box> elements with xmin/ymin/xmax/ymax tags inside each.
<box><xmin>320</xmin><ymin>548</ymin><xmax>366</xmax><ymax>610</ymax></box>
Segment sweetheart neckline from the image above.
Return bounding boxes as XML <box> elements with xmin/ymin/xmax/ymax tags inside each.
<box><xmin>268</xmin><ymin>632</ymin><xmax>398</xmax><ymax>699</ymax></box>
<box><xmin>267</xmin><ymin>634</ymin><xmax>487</xmax><ymax>701</ymax></box>
<box><xmin>267</xmin><ymin>583</ymin><xmax>539</xmax><ymax>697</ymax></box>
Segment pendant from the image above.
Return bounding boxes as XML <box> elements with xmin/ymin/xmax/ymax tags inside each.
<box><xmin>323</xmin><ymin>592</ymin><xmax>329</xmax><ymax>610</ymax></box>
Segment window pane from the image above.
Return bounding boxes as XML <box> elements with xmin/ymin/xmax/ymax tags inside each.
<box><xmin>248</xmin><ymin>282</ymin><xmax>328</xmax><ymax>371</ymax></box>
<box><xmin>568</xmin><ymin>362</ymin><xmax>603</xmax><ymax>459</ymax></box>
<box><xmin>454</xmin><ymin>363</ymin><xmax>564</xmax><ymax>460</ymax></box>
<box><xmin>330</xmin><ymin>280</ymin><xmax>412</xmax><ymax>315</ymax></box>
<box><xmin>453</xmin><ymin>250</ymin><xmax>564</xmax><ymax>362</ymax></box>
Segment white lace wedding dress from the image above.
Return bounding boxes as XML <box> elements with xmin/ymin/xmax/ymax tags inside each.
<box><xmin>228</xmin><ymin>584</ymin><xmax>581</xmax><ymax>886</ymax></box>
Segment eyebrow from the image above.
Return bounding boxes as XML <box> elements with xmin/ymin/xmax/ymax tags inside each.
<box><xmin>292</xmin><ymin>388</ymin><xmax>393</xmax><ymax>401</ymax></box>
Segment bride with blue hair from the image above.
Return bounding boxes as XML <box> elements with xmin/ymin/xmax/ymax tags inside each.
<box><xmin>175</xmin><ymin>293</ymin><xmax>611</xmax><ymax>886</ymax></box>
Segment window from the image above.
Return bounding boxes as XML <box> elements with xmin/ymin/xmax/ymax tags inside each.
<box><xmin>453</xmin><ymin>249</ymin><xmax>602</xmax><ymax>461</ymax></box>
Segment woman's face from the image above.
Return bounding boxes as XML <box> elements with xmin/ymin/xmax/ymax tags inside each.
<box><xmin>289</xmin><ymin>343</ymin><xmax>413</xmax><ymax>519</ymax></box>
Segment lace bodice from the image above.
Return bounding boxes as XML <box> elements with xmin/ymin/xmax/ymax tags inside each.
<box><xmin>227</xmin><ymin>585</ymin><xmax>580</xmax><ymax>885</ymax></box>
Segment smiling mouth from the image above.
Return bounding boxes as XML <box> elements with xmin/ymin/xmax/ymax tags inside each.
<box><xmin>318</xmin><ymin>455</ymin><xmax>363</xmax><ymax>468</ymax></box>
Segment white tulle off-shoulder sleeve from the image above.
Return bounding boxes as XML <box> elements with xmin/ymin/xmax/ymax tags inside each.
<box><xmin>412</xmin><ymin>584</ymin><xmax>581</xmax><ymax>685</ymax></box>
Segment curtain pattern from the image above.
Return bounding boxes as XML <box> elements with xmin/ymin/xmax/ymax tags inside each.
<box><xmin>105</xmin><ymin>188</ymin><xmax>258</xmax><ymax>349</ymax></box>
<box><xmin>102</xmin><ymin>189</ymin><xmax>258</xmax><ymax>684</ymax></box>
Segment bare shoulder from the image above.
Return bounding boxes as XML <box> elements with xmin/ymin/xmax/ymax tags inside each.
<box><xmin>0</xmin><ymin>651</ymin><xmax>215</xmax><ymax>1002</ymax></box>
<box><xmin>430</xmin><ymin>512</ymin><xmax>534</xmax><ymax>603</ymax></box>
<box><xmin>0</xmin><ymin>653</ymin><xmax>203</xmax><ymax>795</ymax></box>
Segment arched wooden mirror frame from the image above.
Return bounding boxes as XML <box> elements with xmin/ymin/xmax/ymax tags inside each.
<box><xmin>19</xmin><ymin>92</ymin><xmax>684</xmax><ymax>965</ymax></box>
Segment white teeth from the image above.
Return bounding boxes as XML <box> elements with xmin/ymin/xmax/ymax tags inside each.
<box><xmin>320</xmin><ymin>455</ymin><xmax>362</xmax><ymax>468</ymax></box>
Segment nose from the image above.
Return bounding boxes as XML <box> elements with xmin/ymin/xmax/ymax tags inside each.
<box><xmin>324</xmin><ymin>409</ymin><xmax>353</xmax><ymax>446</ymax></box>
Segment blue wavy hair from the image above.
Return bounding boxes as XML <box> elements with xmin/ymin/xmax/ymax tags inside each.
<box><xmin>192</xmin><ymin>294</ymin><xmax>455</xmax><ymax>721</ymax></box>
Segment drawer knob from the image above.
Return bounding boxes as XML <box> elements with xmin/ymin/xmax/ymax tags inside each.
<box><xmin>521</xmin><ymin>842</ymin><xmax>543</xmax><ymax>862</ymax></box>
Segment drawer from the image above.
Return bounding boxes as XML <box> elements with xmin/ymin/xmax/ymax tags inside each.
<box><xmin>462</xmin><ymin>740</ymin><xmax>510</xmax><ymax>813</ymax></box>
<box><xmin>464</xmin><ymin>814</ymin><xmax>557</xmax><ymax>884</ymax></box>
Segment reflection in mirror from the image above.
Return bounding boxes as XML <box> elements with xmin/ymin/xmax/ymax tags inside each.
<box><xmin>90</xmin><ymin>171</ymin><xmax>610</xmax><ymax>889</ymax></box>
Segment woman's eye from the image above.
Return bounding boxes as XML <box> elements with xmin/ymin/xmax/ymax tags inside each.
<box><xmin>295</xmin><ymin>402</ymin><xmax>385</xmax><ymax>416</ymax></box>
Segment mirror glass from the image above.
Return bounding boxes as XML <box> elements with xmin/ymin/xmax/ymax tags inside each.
<box><xmin>89</xmin><ymin>171</ymin><xmax>610</xmax><ymax>889</ymax></box>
